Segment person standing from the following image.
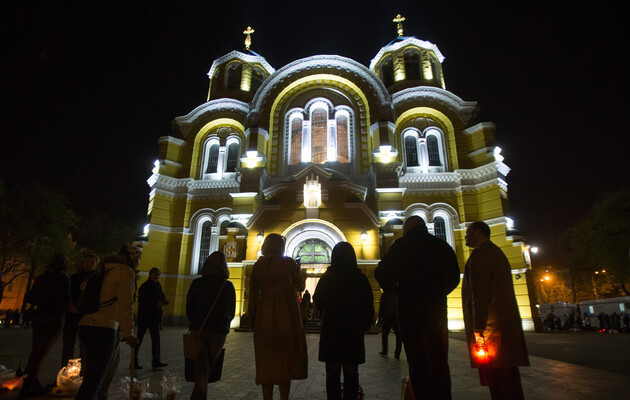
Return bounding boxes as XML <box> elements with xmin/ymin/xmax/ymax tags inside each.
<box><xmin>186</xmin><ymin>251</ymin><xmax>236</xmax><ymax>400</ymax></box>
<box><xmin>375</xmin><ymin>216</ymin><xmax>460</xmax><ymax>399</ymax></box>
<box><xmin>19</xmin><ymin>254</ymin><xmax>71</xmax><ymax>398</ymax></box>
<box><xmin>249</xmin><ymin>234</ymin><xmax>307</xmax><ymax>400</ymax></box>
<box><xmin>378</xmin><ymin>288</ymin><xmax>402</xmax><ymax>359</ymax></box>
<box><xmin>314</xmin><ymin>242</ymin><xmax>374</xmax><ymax>400</ymax></box>
<box><xmin>62</xmin><ymin>253</ymin><xmax>99</xmax><ymax>367</ymax></box>
<box><xmin>75</xmin><ymin>244</ymin><xmax>141</xmax><ymax>400</ymax></box>
<box><xmin>462</xmin><ymin>221</ymin><xmax>529</xmax><ymax>400</ymax></box>
<box><xmin>135</xmin><ymin>267</ymin><xmax>169</xmax><ymax>369</ymax></box>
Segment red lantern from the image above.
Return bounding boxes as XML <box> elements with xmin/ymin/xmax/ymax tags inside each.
<box><xmin>473</xmin><ymin>342</ymin><xmax>490</xmax><ymax>365</ymax></box>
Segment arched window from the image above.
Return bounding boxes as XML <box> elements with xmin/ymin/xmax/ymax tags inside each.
<box><xmin>311</xmin><ymin>108</ymin><xmax>327</xmax><ymax>164</ymax></box>
<box><xmin>380</xmin><ymin>57</ymin><xmax>394</xmax><ymax>87</ymax></box>
<box><xmin>405</xmin><ymin>135</ymin><xmax>419</xmax><ymax>167</ymax></box>
<box><xmin>404</xmin><ymin>50</ymin><xmax>421</xmax><ymax>80</ymax></box>
<box><xmin>206</xmin><ymin>144</ymin><xmax>219</xmax><ymax>173</ymax></box>
<box><xmin>336</xmin><ymin>114</ymin><xmax>349</xmax><ymax>163</ymax></box>
<box><xmin>433</xmin><ymin>216</ymin><xmax>447</xmax><ymax>241</ymax></box>
<box><xmin>293</xmin><ymin>239</ymin><xmax>331</xmax><ymax>264</ymax></box>
<box><xmin>210</xmin><ymin>70</ymin><xmax>220</xmax><ymax>98</ymax></box>
<box><xmin>251</xmin><ymin>67</ymin><xmax>265</xmax><ymax>93</ymax></box>
<box><xmin>290</xmin><ymin>116</ymin><xmax>303</xmax><ymax>165</ymax></box>
<box><xmin>225</xmin><ymin>142</ymin><xmax>239</xmax><ymax>172</ymax></box>
<box><xmin>198</xmin><ymin>221</ymin><xmax>212</xmax><ymax>273</ymax></box>
<box><xmin>427</xmin><ymin>135</ymin><xmax>441</xmax><ymax>166</ymax></box>
<box><xmin>430</xmin><ymin>55</ymin><xmax>440</xmax><ymax>84</ymax></box>
<box><xmin>225</xmin><ymin>62</ymin><xmax>242</xmax><ymax>90</ymax></box>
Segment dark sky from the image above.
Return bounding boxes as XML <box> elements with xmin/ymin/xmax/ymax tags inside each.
<box><xmin>1</xmin><ymin>1</ymin><xmax>628</xmax><ymax>264</ymax></box>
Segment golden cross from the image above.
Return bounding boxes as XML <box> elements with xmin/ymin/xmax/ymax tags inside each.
<box><xmin>243</xmin><ymin>26</ymin><xmax>255</xmax><ymax>50</ymax></box>
<box><xmin>393</xmin><ymin>14</ymin><xmax>406</xmax><ymax>37</ymax></box>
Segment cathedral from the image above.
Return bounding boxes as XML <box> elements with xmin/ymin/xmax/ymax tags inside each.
<box><xmin>140</xmin><ymin>17</ymin><xmax>535</xmax><ymax>331</ymax></box>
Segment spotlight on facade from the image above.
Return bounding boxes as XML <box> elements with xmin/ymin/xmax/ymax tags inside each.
<box><xmin>257</xmin><ymin>230</ymin><xmax>264</xmax><ymax>243</ymax></box>
<box><xmin>530</xmin><ymin>246</ymin><xmax>539</xmax><ymax>254</ymax></box>
<box><xmin>361</xmin><ymin>230</ymin><xmax>368</xmax><ymax>242</ymax></box>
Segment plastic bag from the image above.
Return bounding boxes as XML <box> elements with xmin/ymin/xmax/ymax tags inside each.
<box><xmin>161</xmin><ymin>372</ymin><xmax>182</xmax><ymax>400</ymax></box>
<box><xmin>52</xmin><ymin>358</ymin><xmax>83</xmax><ymax>396</ymax></box>
<box><xmin>120</xmin><ymin>377</ymin><xmax>154</xmax><ymax>400</ymax></box>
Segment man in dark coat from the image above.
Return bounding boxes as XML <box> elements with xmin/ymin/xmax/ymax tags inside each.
<box><xmin>378</xmin><ymin>288</ymin><xmax>402</xmax><ymax>358</ymax></box>
<box><xmin>61</xmin><ymin>253</ymin><xmax>98</xmax><ymax>367</ymax></box>
<box><xmin>135</xmin><ymin>267</ymin><xmax>169</xmax><ymax>369</ymax></box>
<box><xmin>375</xmin><ymin>216</ymin><xmax>460</xmax><ymax>399</ymax></box>
<box><xmin>462</xmin><ymin>221</ymin><xmax>529</xmax><ymax>400</ymax></box>
<box><xmin>20</xmin><ymin>254</ymin><xmax>71</xmax><ymax>398</ymax></box>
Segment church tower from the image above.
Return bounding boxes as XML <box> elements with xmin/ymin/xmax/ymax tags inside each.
<box><xmin>141</xmin><ymin>17</ymin><xmax>533</xmax><ymax>330</ymax></box>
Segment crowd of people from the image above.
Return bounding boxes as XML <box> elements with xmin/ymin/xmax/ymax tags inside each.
<box><xmin>541</xmin><ymin>310</ymin><xmax>630</xmax><ymax>333</ymax></box>
<box><xmin>7</xmin><ymin>219</ymin><xmax>532</xmax><ymax>400</ymax></box>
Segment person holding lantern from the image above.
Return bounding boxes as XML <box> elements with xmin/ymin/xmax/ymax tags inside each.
<box><xmin>462</xmin><ymin>221</ymin><xmax>529</xmax><ymax>400</ymax></box>
<box><xmin>375</xmin><ymin>215</ymin><xmax>460</xmax><ymax>399</ymax></box>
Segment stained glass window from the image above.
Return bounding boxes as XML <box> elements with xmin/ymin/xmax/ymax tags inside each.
<box><xmin>311</xmin><ymin>109</ymin><xmax>327</xmax><ymax>164</ymax></box>
<box><xmin>290</xmin><ymin>117</ymin><xmax>303</xmax><ymax>165</ymax></box>
<box><xmin>336</xmin><ymin>115</ymin><xmax>349</xmax><ymax>163</ymax></box>
<box><xmin>206</xmin><ymin>144</ymin><xmax>219</xmax><ymax>173</ymax></box>
<box><xmin>405</xmin><ymin>136</ymin><xmax>419</xmax><ymax>167</ymax></box>
<box><xmin>294</xmin><ymin>239</ymin><xmax>331</xmax><ymax>264</ymax></box>
<box><xmin>427</xmin><ymin>135</ymin><xmax>441</xmax><ymax>166</ymax></box>
<box><xmin>226</xmin><ymin>142</ymin><xmax>239</xmax><ymax>172</ymax></box>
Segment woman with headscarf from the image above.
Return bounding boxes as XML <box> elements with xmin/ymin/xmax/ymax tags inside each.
<box><xmin>314</xmin><ymin>242</ymin><xmax>374</xmax><ymax>400</ymax></box>
<box><xmin>186</xmin><ymin>251</ymin><xmax>236</xmax><ymax>400</ymax></box>
<box><xmin>249</xmin><ymin>233</ymin><xmax>307</xmax><ymax>400</ymax></box>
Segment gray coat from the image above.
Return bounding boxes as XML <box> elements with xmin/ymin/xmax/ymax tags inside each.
<box><xmin>462</xmin><ymin>240</ymin><xmax>529</xmax><ymax>368</ymax></box>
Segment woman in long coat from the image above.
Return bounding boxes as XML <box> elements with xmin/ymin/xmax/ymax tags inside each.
<box><xmin>314</xmin><ymin>242</ymin><xmax>374</xmax><ymax>400</ymax></box>
<box><xmin>249</xmin><ymin>234</ymin><xmax>307</xmax><ymax>400</ymax></box>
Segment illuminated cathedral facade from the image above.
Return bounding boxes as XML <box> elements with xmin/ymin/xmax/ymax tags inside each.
<box><xmin>141</xmin><ymin>20</ymin><xmax>535</xmax><ymax>330</ymax></box>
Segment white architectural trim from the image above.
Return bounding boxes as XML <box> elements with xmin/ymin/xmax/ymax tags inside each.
<box><xmin>392</xmin><ymin>86</ymin><xmax>478</xmax><ymax>125</ymax></box>
<box><xmin>249</xmin><ymin>55</ymin><xmax>392</xmax><ymax>122</ymax></box>
<box><xmin>206</xmin><ymin>50</ymin><xmax>275</xmax><ymax>80</ymax></box>
<box><xmin>282</xmin><ymin>219</ymin><xmax>347</xmax><ymax>260</ymax></box>
<box><xmin>370</xmin><ymin>37</ymin><xmax>445</xmax><ymax>69</ymax></box>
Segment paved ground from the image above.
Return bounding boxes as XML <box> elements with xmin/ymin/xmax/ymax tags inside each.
<box><xmin>1</xmin><ymin>327</ymin><xmax>629</xmax><ymax>399</ymax></box>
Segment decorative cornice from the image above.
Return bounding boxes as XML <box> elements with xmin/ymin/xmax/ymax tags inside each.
<box><xmin>369</xmin><ymin>37</ymin><xmax>445</xmax><ymax>70</ymax></box>
<box><xmin>158</xmin><ymin>136</ymin><xmax>186</xmax><ymax>146</ymax></box>
<box><xmin>399</xmin><ymin>164</ymin><xmax>503</xmax><ymax>195</ymax></box>
<box><xmin>175</xmin><ymin>99</ymin><xmax>249</xmax><ymax>137</ymax></box>
<box><xmin>149</xmin><ymin>175</ymin><xmax>241</xmax><ymax>199</ymax></box>
<box><xmin>392</xmin><ymin>87</ymin><xmax>477</xmax><ymax>125</ymax></box>
<box><xmin>207</xmin><ymin>50</ymin><xmax>275</xmax><ymax>79</ymax></box>
<box><xmin>249</xmin><ymin>55</ymin><xmax>393</xmax><ymax>124</ymax></box>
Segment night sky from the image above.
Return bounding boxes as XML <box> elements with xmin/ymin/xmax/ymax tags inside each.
<box><xmin>2</xmin><ymin>1</ymin><xmax>628</xmax><ymax>264</ymax></box>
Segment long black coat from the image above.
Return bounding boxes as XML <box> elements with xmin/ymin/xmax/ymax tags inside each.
<box><xmin>314</xmin><ymin>266</ymin><xmax>374</xmax><ymax>364</ymax></box>
<box><xmin>375</xmin><ymin>224</ymin><xmax>460</xmax><ymax>326</ymax></box>
<box><xmin>462</xmin><ymin>240</ymin><xmax>529</xmax><ymax>368</ymax></box>
<box><xmin>138</xmin><ymin>278</ymin><xmax>167</xmax><ymax>323</ymax></box>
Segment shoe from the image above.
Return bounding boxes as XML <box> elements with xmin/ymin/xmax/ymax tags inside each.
<box><xmin>379</xmin><ymin>351</ymin><xmax>387</xmax><ymax>356</ymax></box>
<box><xmin>130</xmin><ymin>364</ymin><xmax>143</xmax><ymax>370</ymax></box>
<box><xmin>152</xmin><ymin>361</ymin><xmax>168</xmax><ymax>370</ymax></box>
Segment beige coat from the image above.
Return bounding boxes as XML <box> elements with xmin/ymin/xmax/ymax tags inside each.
<box><xmin>462</xmin><ymin>240</ymin><xmax>529</xmax><ymax>368</ymax></box>
<box><xmin>79</xmin><ymin>256</ymin><xmax>136</xmax><ymax>338</ymax></box>
<box><xmin>249</xmin><ymin>254</ymin><xmax>307</xmax><ymax>385</ymax></box>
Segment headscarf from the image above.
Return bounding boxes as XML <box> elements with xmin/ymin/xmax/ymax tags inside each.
<box><xmin>261</xmin><ymin>233</ymin><xmax>286</xmax><ymax>257</ymax></box>
<box><xmin>45</xmin><ymin>253</ymin><xmax>68</xmax><ymax>272</ymax></box>
<box><xmin>329</xmin><ymin>242</ymin><xmax>358</xmax><ymax>272</ymax></box>
<box><xmin>201</xmin><ymin>251</ymin><xmax>229</xmax><ymax>279</ymax></box>
<box><xmin>118</xmin><ymin>243</ymin><xmax>142</xmax><ymax>268</ymax></box>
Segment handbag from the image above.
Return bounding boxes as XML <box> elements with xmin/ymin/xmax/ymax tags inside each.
<box><xmin>185</xmin><ymin>348</ymin><xmax>225</xmax><ymax>383</ymax></box>
<box><xmin>183</xmin><ymin>281</ymin><xmax>226</xmax><ymax>382</ymax></box>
